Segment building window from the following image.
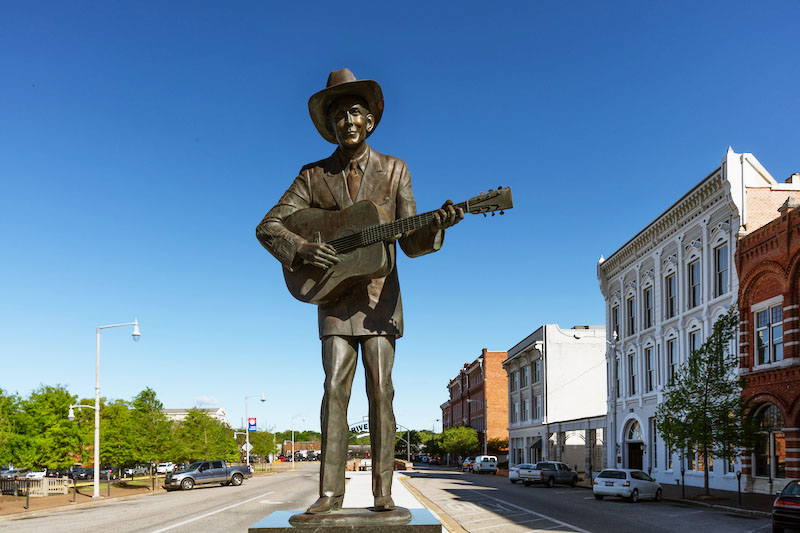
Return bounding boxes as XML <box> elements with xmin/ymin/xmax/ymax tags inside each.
<box><xmin>754</xmin><ymin>404</ymin><xmax>786</xmax><ymax>479</ymax></box>
<box><xmin>614</xmin><ymin>357</ymin><xmax>620</xmax><ymax>398</ymax></box>
<box><xmin>689</xmin><ymin>329</ymin><xmax>702</xmax><ymax>355</ymax></box>
<box><xmin>688</xmin><ymin>260</ymin><xmax>701</xmax><ymax>308</ymax></box>
<box><xmin>511</xmin><ymin>402</ymin><xmax>519</xmax><ymax>424</ymax></box>
<box><xmin>521</xmin><ymin>398</ymin><xmax>529</xmax><ymax>421</ymax></box>
<box><xmin>510</xmin><ymin>371</ymin><xmax>519</xmax><ymax>392</ymax></box>
<box><xmin>645</xmin><ymin>347</ymin><xmax>655</xmax><ymax>392</ymax></box>
<box><xmin>667</xmin><ymin>339</ymin><xmax>677</xmax><ymax>382</ymax></box>
<box><xmin>756</xmin><ymin>305</ymin><xmax>783</xmax><ymax>365</ymax></box>
<box><xmin>667</xmin><ymin>445</ymin><xmax>673</xmax><ymax>470</ymax></box>
<box><xmin>714</xmin><ymin>244</ymin><xmax>729</xmax><ymax>297</ymax></box>
<box><xmin>533</xmin><ymin>360</ymin><xmax>541</xmax><ymax>383</ymax></box>
<box><xmin>533</xmin><ymin>395</ymin><xmax>542</xmax><ymax>419</ymax></box>
<box><xmin>665</xmin><ymin>274</ymin><xmax>676</xmax><ymax>318</ymax></box>
<box><xmin>521</xmin><ymin>366</ymin><xmax>529</xmax><ymax>388</ymax></box>
<box><xmin>628</xmin><ymin>352</ymin><xmax>637</xmax><ymax>396</ymax></box>
<box><xmin>627</xmin><ymin>297</ymin><xmax>636</xmax><ymax>336</ymax></box>
<box><xmin>644</xmin><ymin>287</ymin><xmax>653</xmax><ymax>329</ymax></box>
<box><xmin>612</xmin><ymin>305</ymin><xmax>620</xmax><ymax>338</ymax></box>
<box><xmin>649</xmin><ymin>418</ymin><xmax>658</xmax><ymax>470</ymax></box>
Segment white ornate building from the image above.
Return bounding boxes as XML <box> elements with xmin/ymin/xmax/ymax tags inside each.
<box><xmin>597</xmin><ymin>148</ymin><xmax>800</xmax><ymax>491</ymax></box>
<box><xmin>504</xmin><ymin>324</ymin><xmax>606</xmax><ymax>474</ymax></box>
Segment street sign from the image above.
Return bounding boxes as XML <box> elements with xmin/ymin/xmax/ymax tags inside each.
<box><xmin>248</xmin><ymin>418</ymin><xmax>257</xmax><ymax>431</ymax></box>
<box><xmin>243</xmin><ymin>443</ymin><xmax>253</xmax><ymax>453</ymax></box>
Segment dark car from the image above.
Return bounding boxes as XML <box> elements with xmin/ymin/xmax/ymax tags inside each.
<box><xmin>430</xmin><ymin>456</ymin><xmax>441</xmax><ymax>465</ymax></box>
<box><xmin>773</xmin><ymin>480</ymin><xmax>800</xmax><ymax>533</ymax></box>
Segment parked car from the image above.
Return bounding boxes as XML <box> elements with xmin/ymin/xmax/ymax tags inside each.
<box><xmin>773</xmin><ymin>479</ymin><xmax>800</xmax><ymax>532</ymax></box>
<box><xmin>429</xmin><ymin>456</ymin><xmax>441</xmax><ymax>465</ymax></box>
<box><xmin>508</xmin><ymin>463</ymin><xmax>535</xmax><ymax>484</ymax></box>
<box><xmin>156</xmin><ymin>462</ymin><xmax>174</xmax><ymax>474</ymax></box>
<box><xmin>1</xmin><ymin>468</ymin><xmax>30</xmax><ymax>480</ymax></box>
<box><xmin>163</xmin><ymin>460</ymin><xmax>252</xmax><ymax>491</ymax></box>
<box><xmin>25</xmin><ymin>469</ymin><xmax>47</xmax><ymax>479</ymax></box>
<box><xmin>473</xmin><ymin>455</ymin><xmax>498</xmax><ymax>474</ymax></box>
<box><xmin>592</xmin><ymin>469</ymin><xmax>662</xmax><ymax>502</ymax></box>
<box><xmin>461</xmin><ymin>457</ymin><xmax>474</xmax><ymax>472</ymax></box>
<box><xmin>123</xmin><ymin>465</ymin><xmax>149</xmax><ymax>477</ymax></box>
<box><xmin>99</xmin><ymin>467</ymin><xmax>119</xmax><ymax>480</ymax></box>
<box><xmin>520</xmin><ymin>461</ymin><xmax>578</xmax><ymax>487</ymax></box>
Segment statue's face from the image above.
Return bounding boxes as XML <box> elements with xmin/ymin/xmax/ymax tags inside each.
<box><xmin>329</xmin><ymin>96</ymin><xmax>374</xmax><ymax>149</ymax></box>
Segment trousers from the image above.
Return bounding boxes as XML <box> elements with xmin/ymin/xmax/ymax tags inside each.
<box><xmin>319</xmin><ymin>335</ymin><xmax>395</xmax><ymax>500</ymax></box>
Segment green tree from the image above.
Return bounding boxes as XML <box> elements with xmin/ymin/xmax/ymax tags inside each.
<box><xmin>395</xmin><ymin>429</ymin><xmax>422</xmax><ymax>456</ymax></box>
<box><xmin>173</xmin><ymin>408</ymin><xmax>237</xmax><ymax>463</ymax></box>
<box><xmin>131</xmin><ymin>387</ymin><xmax>172</xmax><ymax>463</ymax></box>
<box><xmin>441</xmin><ymin>426</ymin><xmax>479</xmax><ymax>458</ymax></box>
<box><xmin>247</xmin><ymin>431</ymin><xmax>278</xmax><ymax>459</ymax></box>
<box><xmin>16</xmin><ymin>385</ymin><xmax>81</xmax><ymax>469</ymax></box>
<box><xmin>0</xmin><ymin>390</ymin><xmax>22</xmax><ymax>467</ymax></box>
<box><xmin>655</xmin><ymin>306</ymin><xmax>750</xmax><ymax>496</ymax></box>
<box><xmin>100</xmin><ymin>399</ymin><xmax>138</xmax><ymax>468</ymax></box>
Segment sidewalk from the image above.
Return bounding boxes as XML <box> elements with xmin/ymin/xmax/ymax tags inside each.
<box><xmin>577</xmin><ymin>475</ymin><xmax>775</xmax><ymax>517</ymax></box>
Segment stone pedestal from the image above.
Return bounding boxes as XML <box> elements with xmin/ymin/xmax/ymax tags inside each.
<box><xmin>249</xmin><ymin>508</ymin><xmax>441</xmax><ymax>532</ymax></box>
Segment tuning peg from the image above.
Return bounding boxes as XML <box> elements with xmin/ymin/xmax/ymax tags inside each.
<box><xmin>483</xmin><ymin>213</ymin><xmax>487</xmax><ymax>217</ymax></box>
<box><xmin>500</xmin><ymin>211</ymin><xmax>505</xmax><ymax>215</ymax></box>
<box><xmin>491</xmin><ymin>212</ymin><xmax>495</xmax><ymax>216</ymax></box>
<box><xmin>480</xmin><ymin>191</ymin><xmax>484</xmax><ymax>196</ymax></box>
<box><xmin>488</xmin><ymin>189</ymin><xmax>494</xmax><ymax>193</ymax></box>
<box><xmin>498</xmin><ymin>185</ymin><xmax>503</xmax><ymax>190</ymax></box>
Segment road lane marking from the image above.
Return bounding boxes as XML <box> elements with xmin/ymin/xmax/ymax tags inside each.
<box><xmin>461</xmin><ymin>512</ymin><xmax>529</xmax><ymax>524</ymax></box>
<box><xmin>468</xmin><ymin>490</ymin><xmax>590</xmax><ymax>533</ymax></box>
<box><xmin>149</xmin><ymin>490</ymin><xmax>274</xmax><ymax>532</ymax></box>
<box><xmin>259</xmin><ymin>500</ymin><xmax>284</xmax><ymax>504</ymax></box>
<box><xmin>471</xmin><ymin>517</ymin><xmax>545</xmax><ymax>531</ymax></box>
<box><xmin>668</xmin><ymin>509</ymin><xmax>705</xmax><ymax>517</ymax></box>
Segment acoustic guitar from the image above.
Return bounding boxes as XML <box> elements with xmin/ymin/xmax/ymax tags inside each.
<box><xmin>282</xmin><ymin>187</ymin><xmax>513</xmax><ymax>305</ymax></box>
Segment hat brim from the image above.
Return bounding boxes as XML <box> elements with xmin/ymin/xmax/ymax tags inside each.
<box><xmin>308</xmin><ymin>79</ymin><xmax>384</xmax><ymax>144</ymax></box>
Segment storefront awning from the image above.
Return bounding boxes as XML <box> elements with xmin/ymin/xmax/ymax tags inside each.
<box><xmin>530</xmin><ymin>437</ymin><xmax>542</xmax><ymax>449</ymax></box>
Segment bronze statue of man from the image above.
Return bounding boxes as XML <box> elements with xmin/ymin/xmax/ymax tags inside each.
<box><xmin>256</xmin><ymin>68</ymin><xmax>463</xmax><ymax>514</ymax></box>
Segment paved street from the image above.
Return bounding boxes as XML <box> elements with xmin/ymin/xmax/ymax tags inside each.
<box><xmin>0</xmin><ymin>464</ymin><xmax>320</xmax><ymax>533</ymax></box>
<box><xmin>404</xmin><ymin>466</ymin><xmax>772</xmax><ymax>533</ymax></box>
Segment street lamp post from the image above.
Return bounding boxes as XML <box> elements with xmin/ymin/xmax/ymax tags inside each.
<box><xmin>70</xmin><ymin>320</ymin><xmax>140</xmax><ymax>499</ymax></box>
<box><xmin>245</xmin><ymin>393</ymin><xmax>265</xmax><ymax>467</ymax></box>
<box><xmin>291</xmin><ymin>415</ymin><xmax>305</xmax><ymax>470</ymax></box>
<box><xmin>606</xmin><ymin>332</ymin><xmax>619</xmax><ymax>467</ymax></box>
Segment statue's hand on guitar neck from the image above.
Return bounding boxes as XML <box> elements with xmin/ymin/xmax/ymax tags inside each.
<box><xmin>298</xmin><ymin>240</ymin><xmax>339</xmax><ymax>269</ymax></box>
<box><xmin>432</xmin><ymin>199</ymin><xmax>465</xmax><ymax>230</ymax></box>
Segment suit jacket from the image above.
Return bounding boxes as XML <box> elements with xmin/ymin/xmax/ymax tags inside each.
<box><xmin>256</xmin><ymin>145</ymin><xmax>443</xmax><ymax>338</ymax></box>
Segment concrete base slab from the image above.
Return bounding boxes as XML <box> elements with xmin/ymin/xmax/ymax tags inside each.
<box><xmin>248</xmin><ymin>508</ymin><xmax>441</xmax><ymax>532</ymax></box>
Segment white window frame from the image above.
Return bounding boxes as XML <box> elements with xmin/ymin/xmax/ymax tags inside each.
<box><xmin>752</xmin><ymin>296</ymin><xmax>784</xmax><ymax>367</ymax></box>
<box><xmin>665</xmin><ymin>274</ymin><xmax>677</xmax><ymax>318</ymax></box>
<box><xmin>714</xmin><ymin>243</ymin><xmax>729</xmax><ymax>297</ymax></box>
<box><xmin>688</xmin><ymin>259</ymin><xmax>701</xmax><ymax>309</ymax></box>
<box><xmin>643</xmin><ymin>286</ymin><xmax>653</xmax><ymax>329</ymax></box>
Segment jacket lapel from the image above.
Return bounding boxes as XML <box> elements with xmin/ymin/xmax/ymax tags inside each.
<box><xmin>357</xmin><ymin>147</ymin><xmax>383</xmax><ymax>204</ymax></box>
<box><xmin>322</xmin><ymin>152</ymin><xmax>348</xmax><ymax>210</ymax></box>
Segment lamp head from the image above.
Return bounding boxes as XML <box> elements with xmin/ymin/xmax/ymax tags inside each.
<box><xmin>68</xmin><ymin>406</ymin><xmax>75</xmax><ymax>422</ymax></box>
<box><xmin>260</xmin><ymin>394</ymin><xmax>266</xmax><ymax>403</ymax></box>
<box><xmin>132</xmin><ymin>320</ymin><xmax>141</xmax><ymax>342</ymax></box>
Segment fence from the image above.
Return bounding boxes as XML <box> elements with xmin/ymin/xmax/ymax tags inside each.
<box><xmin>0</xmin><ymin>477</ymin><xmax>70</xmax><ymax>497</ymax></box>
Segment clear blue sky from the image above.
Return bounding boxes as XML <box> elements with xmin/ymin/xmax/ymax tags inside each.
<box><xmin>1</xmin><ymin>1</ymin><xmax>798</xmax><ymax>433</ymax></box>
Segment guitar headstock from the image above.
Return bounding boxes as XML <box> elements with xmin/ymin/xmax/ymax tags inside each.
<box><xmin>466</xmin><ymin>186</ymin><xmax>513</xmax><ymax>216</ymax></box>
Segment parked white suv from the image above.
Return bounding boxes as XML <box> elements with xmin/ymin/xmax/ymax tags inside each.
<box><xmin>472</xmin><ymin>455</ymin><xmax>498</xmax><ymax>474</ymax></box>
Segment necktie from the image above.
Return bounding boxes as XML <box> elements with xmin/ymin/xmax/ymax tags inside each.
<box><xmin>347</xmin><ymin>159</ymin><xmax>360</xmax><ymax>202</ymax></box>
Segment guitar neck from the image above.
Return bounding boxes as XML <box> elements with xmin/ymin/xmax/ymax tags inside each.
<box><xmin>330</xmin><ymin>200</ymin><xmax>469</xmax><ymax>254</ymax></box>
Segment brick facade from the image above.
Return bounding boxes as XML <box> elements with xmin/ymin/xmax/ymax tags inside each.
<box><xmin>736</xmin><ymin>196</ymin><xmax>800</xmax><ymax>491</ymax></box>
<box><xmin>441</xmin><ymin>348</ymin><xmax>509</xmax><ymax>452</ymax></box>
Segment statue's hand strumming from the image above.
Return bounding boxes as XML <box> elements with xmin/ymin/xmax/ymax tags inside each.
<box><xmin>432</xmin><ymin>199</ymin><xmax>465</xmax><ymax>230</ymax></box>
<box><xmin>298</xmin><ymin>241</ymin><xmax>340</xmax><ymax>269</ymax></box>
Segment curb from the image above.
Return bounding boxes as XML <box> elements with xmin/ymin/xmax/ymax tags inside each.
<box><xmin>0</xmin><ymin>487</ymin><xmax>163</xmax><ymax>522</ymax></box>
<box><xmin>398</xmin><ymin>475</ymin><xmax>466</xmax><ymax>533</ymax></box>
<box><xmin>661</xmin><ymin>497</ymin><xmax>772</xmax><ymax>519</ymax></box>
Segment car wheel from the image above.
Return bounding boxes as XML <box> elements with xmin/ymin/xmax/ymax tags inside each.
<box><xmin>181</xmin><ymin>478</ymin><xmax>194</xmax><ymax>491</ymax></box>
<box><xmin>630</xmin><ymin>488</ymin><xmax>639</xmax><ymax>503</ymax></box>
<box><xmin>594</xmin><ymin>494</ymin><xmax>603</xmax><ymax>500</ymax></box>
<box><xmin>773</xmin><ymin>524</ymin><xmax>784</xmax><ymax>533</ymax></box>
<box><xmin>547</xmin><ymin>477</ymin><xmax>555</xmax><ymax>488</ymax></box>
<box><xmin>655</xmin><ymin>488</ymin><xmax>662</xmax><ymax>502</ymax></box>
<box><xmin>523</xmin><ymin>481</ymin><xmax>531</xmax><ymax>487</ymax></box>
<box><xmin>492</xmin><ymin>471</ymin><xmax>496</xmax><ymax>475</ymax></box>
<box><xmin>231</xmin><ymin>473</ymin><xmax>243</xmax><ymax>486</ymax></box>
<box><xmin>571</xmin><ymin>476</ymin><xmax>577</xmax><ymax>487</ymax></box>
<box><xmin>510</xmin><ymin>479</ymin><xmax>517</xmax><ymax>484</ymax></box>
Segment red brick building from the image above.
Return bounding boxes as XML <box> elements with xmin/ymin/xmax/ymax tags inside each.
<box><xmin>737</xmin><ymin>193</ymin><xmax>800</xmax><ymax>493</ymax></box>
<box><xmin>440</xmin><ymin>348</ymin><xmax>508</xmax><ymax>455</ymax></box>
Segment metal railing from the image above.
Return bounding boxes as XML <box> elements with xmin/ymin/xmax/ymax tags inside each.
<box><xmin>1</xmin><ymin>477</ymin><xmax>70</xmax><ymax>497</ymax></box>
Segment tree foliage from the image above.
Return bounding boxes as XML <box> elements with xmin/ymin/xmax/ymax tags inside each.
<box><xmin>655</xmin><ymin>305</ymin><xmax>750</xmax><ymax>495</ymax></box>
<box><xmin>441</xmin><ymin>426</ymin><xmax>479</xmax><ymax>458</ymax></box>
<box><xmin>487</xmin><ymin>437</ymin><xmax>508</xmax><ymax>455</ymax></box>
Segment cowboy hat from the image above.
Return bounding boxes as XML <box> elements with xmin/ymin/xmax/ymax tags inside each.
<box><xmin>308</xmin><ymin>68</ymin><xmax>384</xmax><ymax>144</ymax></box>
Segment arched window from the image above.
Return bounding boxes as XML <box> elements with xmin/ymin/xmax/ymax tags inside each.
<box><xmin>754</xmin><ymin>404</ymin><xmax>786</xmax><ymax>478</ymax></box>
<box><xmin>626</xmin><ymin>420</ymin><xmax>642</xmax><ymax>442</ymax></box>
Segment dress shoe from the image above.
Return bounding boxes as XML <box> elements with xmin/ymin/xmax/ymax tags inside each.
<box><xmin>373</xmin><ymin>495</ymin><xmax>395</xmax><ymax>511</ymax></box>
<box><xmin>307</xmin><ymin>495</ymin><xmax>343</xmax><ymax>514</ymax></box>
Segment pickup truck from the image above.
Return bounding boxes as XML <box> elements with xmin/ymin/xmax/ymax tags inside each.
<box><xmin>519</xmin><ymin>461</ymin><xmax>578</xmax><ymax>487</ymax></box>
<box><xmin>164</xmin><ymin>460</ymin><xmax>252</xmax><ymax>491</ymax></box>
